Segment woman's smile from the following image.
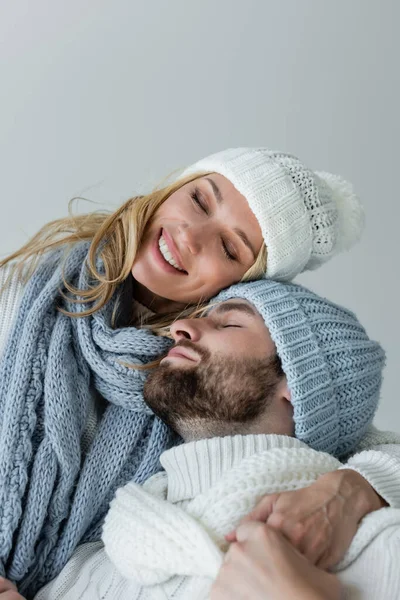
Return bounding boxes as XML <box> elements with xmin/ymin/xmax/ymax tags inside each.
<box><xmin>150</xmin><ymin>228</ymin><xmax>188</xmax><ymax>276</ymax></box>
<box><xmin>158</xmin><ymin>228</ymin><xmax>188</xmax><ymax>273</ymax></box>
<box><xmin>131</xmin><ymin>173</ymin><xmax>263</xmax><ymax>309</ymax></box>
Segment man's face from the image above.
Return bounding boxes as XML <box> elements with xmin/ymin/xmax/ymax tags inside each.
<box><xmin>162</xmin><ymin>299</ymin><xmax>277</xmax><ymax>368</ymax></box>
<box><xmin>144</xmin><ymin>300</ymin><xmax>287</xmax><ymax>438</ymax></box>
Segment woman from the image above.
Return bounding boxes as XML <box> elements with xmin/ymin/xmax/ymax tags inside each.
<box><xmin>1</xmin><ymin>147</ymin><xmax>397</xmax><ymax>599</ymax></box>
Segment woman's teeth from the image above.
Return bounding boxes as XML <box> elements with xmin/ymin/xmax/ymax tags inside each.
<box><xmin>158</xmin><ymin>235</ymin><xmax>184</xmax><ymax>271</ymax></box>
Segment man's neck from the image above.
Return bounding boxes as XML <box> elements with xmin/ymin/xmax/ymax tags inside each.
<box><xmin>160</xmin><ymin>434</ymin><xmax>304</xmax><ymax>504</ymax></box>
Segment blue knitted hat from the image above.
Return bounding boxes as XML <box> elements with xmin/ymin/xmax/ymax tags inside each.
<box><xmin>215</xmin><ymin>280</ymin><xmax>385</xmax><ymax>458</ymax></box>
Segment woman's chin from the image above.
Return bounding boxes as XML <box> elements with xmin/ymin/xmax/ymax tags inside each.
<box><xmin>132</xmin><ymin>279</ymin><xmax>188</xmax><ymax>313</ymax></box>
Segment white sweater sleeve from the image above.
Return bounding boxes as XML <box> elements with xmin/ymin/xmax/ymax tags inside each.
<box><xmin>339</xmin><ymin>521</ymin><xmax>400</xmax><ymax>600</ymax></box>
<box><xmin>0</xmin><ymin>264</ymin><xmax>24</xmax><ymax>358</ymax></box>
<box><xmin>340</xmin><ymin>425</ymin><xmax>400</xmax><ymax>507</ymax></box>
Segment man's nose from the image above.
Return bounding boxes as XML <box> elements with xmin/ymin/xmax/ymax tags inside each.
<box><xmin>170</xmin><ymin>317</ymin><xmax>206</xmax><ymax>342</ymax></box>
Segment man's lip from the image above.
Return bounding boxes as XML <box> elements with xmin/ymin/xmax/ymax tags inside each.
<box><xmin>162</xmin><ymin>347</ymin><xmax>199</xmax><ymax>362</ymax></box>
<box><xmin>160</xmin><ymin>228</ymin><xmax>186</xmax><ymax>272</ymax></box>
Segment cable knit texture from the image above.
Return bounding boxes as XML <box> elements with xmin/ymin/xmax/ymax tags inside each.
<box><xmin>0</xmin><ymin>246</ymin><xmax>173</xmax><ymax>598</ymax></box>
<box><xmin>181</xmin><ymin>147</ymin><xmax>364</xmax><ymax>280</ymax></box>
<box><xmin>36</xmin><ymin>436</ymin><xmax>400</xmax><ymax>600</ymax></box>
<box><xmin>216</xmin><ymin>280</ymin><xmax>385</xmax><ymax>458</ymax></box>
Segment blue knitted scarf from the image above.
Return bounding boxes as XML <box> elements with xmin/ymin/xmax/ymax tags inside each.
<box><xmin>0</xmin><ymin>243</ymin><xmax>173</xmax><ymax>598</ymax></box>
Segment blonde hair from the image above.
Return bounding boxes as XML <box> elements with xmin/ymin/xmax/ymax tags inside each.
<box><xmin>0</xmin><ymin>173</ymin><xmax>267</xmax><ymax>333</ymax></box>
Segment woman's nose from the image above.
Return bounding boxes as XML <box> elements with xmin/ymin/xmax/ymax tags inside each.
<box><xmin>170</xmin><ymin>318</ymin><xmax>204</xmax><ymax>342</ymax></box>
<box><xmin>178</xmin><ymin>222</ymin><xmax>207</xmax><ymax>255</ymax></box>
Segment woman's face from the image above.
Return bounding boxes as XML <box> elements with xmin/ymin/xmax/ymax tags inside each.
<box><xmin>131</xmin><ymin>173</ymin><xmax>263</xmax><ymax>310</ymax></box>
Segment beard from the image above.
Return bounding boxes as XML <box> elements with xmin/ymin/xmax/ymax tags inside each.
<box><xmin>144</xmin><ymin>340</ymin><xmax>284</xmax><ymax>435</ymax></box>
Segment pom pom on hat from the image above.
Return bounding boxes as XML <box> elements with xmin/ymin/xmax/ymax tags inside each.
<box><xmin>181</xmin><ymin>148</ymin><xmax>365</xmax><ymax>280</ymax></box>
<box><xmin>316</xmin><ymin>171</ymin><xmax>365</xmax><ymax>252</ymax></box>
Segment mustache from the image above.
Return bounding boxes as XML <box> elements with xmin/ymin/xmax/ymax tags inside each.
<box><xmin>168</xmin><ymin>339</ymin><xmax>210</xmax><ymax>361</ymax></box>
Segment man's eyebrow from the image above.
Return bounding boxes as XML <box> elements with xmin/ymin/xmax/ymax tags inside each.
<box><xmin>205</xmin><ymin>177</ymin><xmax>257</xmax><ymax>260</ymax></box>
<box><xmin>210</xmin><ymin>301</ymin><xmax>257</xmax><ymax>318</ymax></box>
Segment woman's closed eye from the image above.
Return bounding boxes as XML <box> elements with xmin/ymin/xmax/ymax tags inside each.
<box><xmin>222</xmin><ymin>239</ymin><xmax>237</xmax><ymax>261</ymax></box>
<box><xmin>191</xmin><ymin>189</ymin><xmax>238</xmax><ymax>262</ymax></box>
<box><xmin>190</xmin><ymin>189</ymin><xmax>209</xmax><ymax>214</ymax></box>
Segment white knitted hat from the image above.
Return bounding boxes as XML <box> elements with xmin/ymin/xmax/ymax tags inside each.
<box><xmin>181</xmin><ymin>148</ymin><xmax>365</xmax><ymax>281</ymax></box>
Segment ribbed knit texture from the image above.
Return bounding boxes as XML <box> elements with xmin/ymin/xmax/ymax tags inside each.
<box><xmin>36</xmin><ymin>435</ymin><xmax>400</xmax><ymax>600</ymax></box>
<box><xmin>161</xmin><ymin>433</ymin><xmax>300</xmax><ymax>504</ymax></box>
<box><xmin>0</xmin><ymin>244</ymin><xmax>173</xmax><ymax>598</ymax></box>
<box><xmin>342</xmin><ymin>427</ymin><xmax>400</xmax><ymax>507</ymax></box>
<box><xmin>181</xmin><ymin>147</ymin><xmax>364</xmax><ymax>280</ymax></box>
<box><xmin>0</xmin><ymin>263</ymin><xmax>23</xmax><ymax>357</ymax></box>
<box><xmin>337</xmin><ymin>512</ymin><xmax>400</xmax><ymax>599</ymax></box>
<box><xmin>215</xmin><ymin>280</ymin><xmax>385</xmax><ymax>458</ymax></box>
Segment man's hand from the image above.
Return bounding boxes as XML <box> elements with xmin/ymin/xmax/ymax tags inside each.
<box><xmin>0</xmin><ymin>577</ymin><xmax>25</xmax><ymax>599</ymax></box>
<box><xmin>211</xmin><ymin>521</ymin><xmax>342</xmax><ymax>600</ymax></box>
<box><xmin>226</xmin><ymin>469</ymin><xmax>387</xmax><ymax>569</ymax></box>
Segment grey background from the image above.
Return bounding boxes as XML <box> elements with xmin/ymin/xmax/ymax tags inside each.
<box><xmin>1</xmin><ymin>0</ymin><xmax>398</xmax><ymax>429</ymax></box>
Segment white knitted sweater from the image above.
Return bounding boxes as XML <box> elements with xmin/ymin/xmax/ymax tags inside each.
<box><xmin>36</xmin><ymin>435</ymin><xmax>400</xmax><ymax>600</ymax></box>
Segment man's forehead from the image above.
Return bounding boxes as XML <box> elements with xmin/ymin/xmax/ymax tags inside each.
<box><xmin>208</xmin><ymin>299</ymin><xmax>261</xmax><ymax>318</ymax></box>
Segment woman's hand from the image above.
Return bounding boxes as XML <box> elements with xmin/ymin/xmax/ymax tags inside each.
<box><xmin>211</xmin><ymin>521</ymin><xmax>342</xmax><ymax>600</ymax></box>
<box><xmin>227</xmin><ymin>469</ymin><xmax>387</xmax><ymax>569</ymax></box>
<box><xmin>0</xmin><ymin>577</ymin><xmax>25</xmax><ymax>599</ymax></box>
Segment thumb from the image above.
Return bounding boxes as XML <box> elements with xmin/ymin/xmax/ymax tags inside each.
<box><xmin>235</xmin><ymin>520</ymin><xmax>267</xmax><ymax>544</ymax></box>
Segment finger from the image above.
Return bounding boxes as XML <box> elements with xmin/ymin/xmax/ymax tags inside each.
<box><xmin>212</xmin><ymin>549</ymin><xmax>252</xmax><ymax>599</ymax></box>
<box><xmin>226</xmin><ymin>496</ymin><xmax>279</xmax><ymax>543</ymax></box>
<box><xmin>267</xmin><ymin>514</ymin><xmax>305</xmax><ymax>547</ymax></box>
<box><xmin>235</xmin><ymin>522</ymin><xmax>288</xmax><ymax>567</ymax></box>
<box><xmin>317</xmin><ymin>521</ymin><xmax>358</xmax><ymax>571</ymax></box>
<box><xmin>243</xmin><ymin>494</ymin><xmax>278</xmax><ymax>523</ymax></box>
<box><xmin>268</xmin><ymin>516</ymin><xmax>326</xmax><ymax>565</ymax></box>
<box><xmin>266</xmin><ymin>503</ymin><xmax>310</xmax><ymax>531</ymax></box>
<box><xmin>210</xmin><ymin>570</ymin><xmax>258</xmax><ymax>600</ymax></box>
<box><xmin>299</xmin><ymin>532</ymin><xmax>328</xmax><ymax>566</ymax></box>
<box><xmin>267</xmin><ymin>517</ymin><xmax>328</xmax><ymax>567</ymax></box>
<box><xmin>235</xmin><ymin>520</ymin><xmax>269</xmax><ymax>544</ymax></box>
<box><xmin>224</xmin><ymin>531</ymin><xmax>237</xmax><ymax>543</ymax></box>
<box><xmin>303</xmin><ymin>508</ymin><xmax>335</xmax><ymax>560</ymax></box>
<box><xmin>0</xmin><ymin>578</ymin><xmax>17</xmax><ymax>593</ymax></box>
<box><xmin>317</xmin><ymin>542</ymin><xmax>344</xmax><ymax>571</ymax></box>
<box><xmin>216</xmin><ymin>542</ymin><xmax>273</xmax><ymax>599</ymax></box>
<box><xmin>0</xmin><ymin>592</ymin><xmax>24</xmax><ymax>600</ymax></box>
<box><xmin>225</xmin><ymin>515</ymin><xmax>261</xmax><ymax>544</ymax></box>
<box><xmin>210</xmin><ymin>578</ymin><xmax>235</xmax><ymax>600</ymax></box>
<box><xmin>317</xmin><ymin>550</ymin><xmax>334</xmax><ymax>571</ymax></box>
<box><xmin>293</xmin><ymin>517</ymin><xmax>334</xmax><ymax>566</ymax></box>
